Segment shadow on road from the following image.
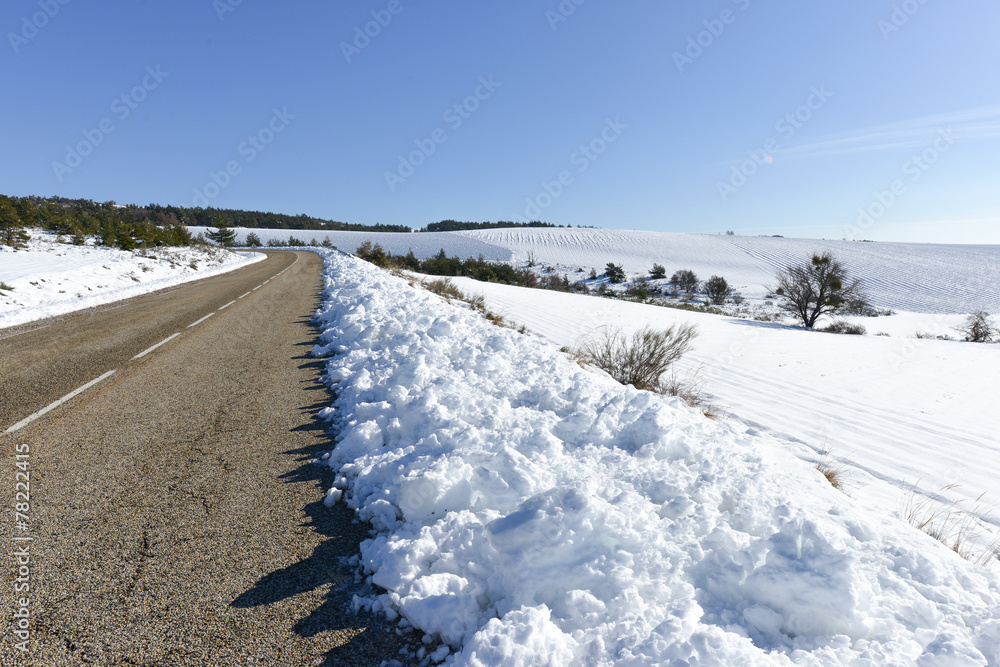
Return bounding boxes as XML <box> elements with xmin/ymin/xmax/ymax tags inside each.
<box><xmin>231</xmin><ymin>316</ymin><xmax>418</xmax><ymax>666</ymax></box>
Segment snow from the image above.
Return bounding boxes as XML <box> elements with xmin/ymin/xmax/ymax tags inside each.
<box><xmin>448</xmin><ymin>277</ymin><xmax>1000</xmax><ymax>553</ymax></box>
<box><xmin>185</xmin><ymin>226</ymin><xmax>513</xmax><ymax>262</ymax></box>
<box><xmin>200</xmin><ymin>226</ymin><xmax>1000</xmax><ymax>314</ymax></box>
<box><xmin>0</xmin><ymin>232</ymin><xmax>264</xmax><ymax>329</ymax></box>
<box><xmin>310</xmin><ymin>248</ymin><xmax>1000</xmax><ymax>666</ymax></box>
<box><xmin>457</xmin><ymin>228</ymin><xmax>1000</xmax><ymax>315</ymax></box>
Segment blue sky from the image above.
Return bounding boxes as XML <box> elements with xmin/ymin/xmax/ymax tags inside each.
<box><xmin>2</xmin><ymin>0</ymin><xmax>998</xmax><ymax>243</ymax></box>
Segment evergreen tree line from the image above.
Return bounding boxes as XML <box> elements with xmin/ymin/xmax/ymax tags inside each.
<box><xmin>2</xmin><ymin>195</ymin><xmax>580</xmax><ymax>240</ymax></box>
<box><xmin>422</xmin><ymin>220</ymin><xmax>562</xmax><ymax>232</ymax></box>
<box><xmin>0</xmin><ymin>195</ymin><xmax>191</xmax><ymax>250</ymax></box>
<box><xmin>356</xmin><ymin>242</ymin><xmax>538</xmax><ymax>287</ymax></box>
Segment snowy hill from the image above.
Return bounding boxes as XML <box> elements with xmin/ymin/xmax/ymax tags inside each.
<box><xmin>193</xmin><ymin>226</ymin><xmax>1000</xmax><ymax>314</ymax></box>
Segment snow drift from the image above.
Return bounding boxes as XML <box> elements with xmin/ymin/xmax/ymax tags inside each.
<box><xmin>310</xmin><ymin>249</ymin><xmax>1000</xmax><ymax>665</ymax></box>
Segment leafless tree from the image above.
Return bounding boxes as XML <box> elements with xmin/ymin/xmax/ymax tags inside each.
<box><xmin>772</xmin><ymin>253</ymin><xmax>865</xmax><ymax>328</ymax></box>
<box><xmin>955</xmin><ymin>310</ymin><xmax>996</xmax><ymax>342</ymax></box>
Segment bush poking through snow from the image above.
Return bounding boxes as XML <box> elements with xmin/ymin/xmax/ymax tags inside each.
<box><xmin>423</xmin><ymin>278</ymin><xmax>465</xmax><ymax>302</ymax></box>
<box><xmin>671</xmin><ymin>269</ymin><xmax>699</xmax><ymax>294</ymax></box>
<box><xmin>954</xmin><ymin>310</ymin><xmax>996</xmax><ymax>343</ymax></box>
<box><xmin>649</xmin><ymin>263</ymin><xmax>666</xmax><ymax>280</ymax></box>
<box><xmin>703</xmin><ymin>275</ymin><xmax>732</xmax><ymax>305</ymax></box>
<box><xmin>822</xmin><ymin>319</ymin><xmax>867</xmax><ymax>335</ymax></box>
<box><xmin>576</xmin><ymin>324</ymin><xmax>697</xmax><ymax>393</ymax></box>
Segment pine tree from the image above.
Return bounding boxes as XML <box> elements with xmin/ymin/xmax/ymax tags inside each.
<box><xmin>604</xmin><ymin>263</ymin><xmax>626</xmax><ymax>284</ymax></box>
<box><xmin>0</xmin><ymin>195</ymin><xmax>29</xmax><ymax>249</ymax></box>
<box><xmin>206</xmin><ymin>215</ymin><xmax>237</xmax><ymax>247</ymax></box>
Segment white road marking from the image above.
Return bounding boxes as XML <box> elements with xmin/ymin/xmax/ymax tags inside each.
<box><xmin>253</xmin><ymin>285</ymin><xmax>261</xmax><ymax>291</ymax></box>
<box><xmin>218</xmin><ymin>300</ymin><xmax>237</xmax><ymax>311</ymax></box>
<box><xmin>239</xmin><ymin>291</ymin><xmax>251</xmax><ymax>299</ymax></box>
<box><xmin>5</xmin><ymin>370</ymin><xmax>117</xmax><ymax>434</ymax></box>
<box><xmin>132</xmin><ymin>333</ymin><xmax>180</xmax><ymax>360</ymax></box>
<box><xmin>187</xmin><ymin>313</ymin><xmax>215</xmax><ymax>328</ymax></box>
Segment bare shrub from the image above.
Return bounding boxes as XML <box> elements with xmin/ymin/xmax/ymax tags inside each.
<box><xmin>625</xmin><ymin>279</ymin><xmax>649</xmax><ymax>301</ymax></box>
<box><xmin>954</xmin><ymin>310</ymin><xmax>996</xmax><ymax>343</ymax></box>
<box><xmin>577</xmin><ymin>324</ymin><xmax>698</xmax><ymax>393</ymax></box>
<box><xmin>670</xmin><ymin>269</ymin><xmax>698</xmax><ymax>294</ymax></box>
<box><xmin>822</xmin><ymin>319</ymin><xmax>867</xmax><ymax>335</ymax></box>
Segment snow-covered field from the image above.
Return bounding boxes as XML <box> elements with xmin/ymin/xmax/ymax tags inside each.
<box><xmin>0</xmin><ymin>232</ymin><xmax>264</xmax><ymax>329</ymax></box>
<box><xmin>311</xmin><ymin>248</ymin><xmax>1000</xmax><ymax>666</ymax></box>
<box><xmin>186</xmin><ymin>226</ymin><xmax>513</xmax><ymax>263</ymax></box>
<box><xmin>204</xmin><ymin>226</ymin><xmax>1000</xmax><ymax>315</ymax></box>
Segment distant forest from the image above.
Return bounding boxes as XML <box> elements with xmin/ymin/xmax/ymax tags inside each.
<box><xmin>423</xmin><ymin>220</ymin><xmax>563</xmax><ymax>232</ymax></box>
<box><xmin>2</xmin><ymin>196</ymin><xmax>572</xmax><ymax>243</ymax></box>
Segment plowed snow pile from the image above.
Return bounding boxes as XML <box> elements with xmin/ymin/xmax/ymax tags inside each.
<box><xmin>311</xmin><ymin>249</ymin><xmax>1000</xmax><ymax>666</ymax></box>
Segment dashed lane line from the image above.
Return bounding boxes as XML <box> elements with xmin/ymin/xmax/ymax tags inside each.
<box><xmin>132</xmin><ymin>334</ymin><xmax>181</xmax><ymax>360</ymax></box>
<box><xmin>187</xmin><ymin>313</ymin><xmax>215</xmax><ymax>329</ymax></box>
<box><xmin>2</xmin><ymin>263</ymin><xmax>290</xmax><ymax>434</ymax></box>
<box><xmin>4</xmin><ymin>371</ymin><xmax>118</xmax><ymax>435</ymax></box>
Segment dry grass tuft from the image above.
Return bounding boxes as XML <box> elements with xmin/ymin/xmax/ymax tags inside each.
<box><xmin>815</xmin><ymin>452</ymin><xmax>850</xmax><ymax>493</ymax></box>
<box><xmin>903</xmin><ymin>484</ymin><xmax>1000</xmax><ymax>569</ymax></box>
<box><xmin>423</xmin><ymin>278</ymin><xmax>465</xmax><ymax>301</ymax></box>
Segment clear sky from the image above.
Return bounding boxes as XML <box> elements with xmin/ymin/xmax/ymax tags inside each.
<box><xmin>2</xmin><ymin>0</ymin><xmax>998</xmax><ymax>243</ymax></box>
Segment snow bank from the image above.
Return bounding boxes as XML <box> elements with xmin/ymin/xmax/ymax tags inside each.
<box><xmin>311</xmin><ymin>249</ymin><xmax>1000</xmax><ymax>666</ymax></box>
<box><xmin>0</xmin><ymin>233</ymin><xmax>264</xmax><ymax>329</ymax></box>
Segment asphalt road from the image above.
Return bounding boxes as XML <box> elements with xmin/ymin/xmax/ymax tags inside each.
<box><xmin>1</xmin><ymin>251</ymin><xmax>410</xmax><ymax>666</ymax></box>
